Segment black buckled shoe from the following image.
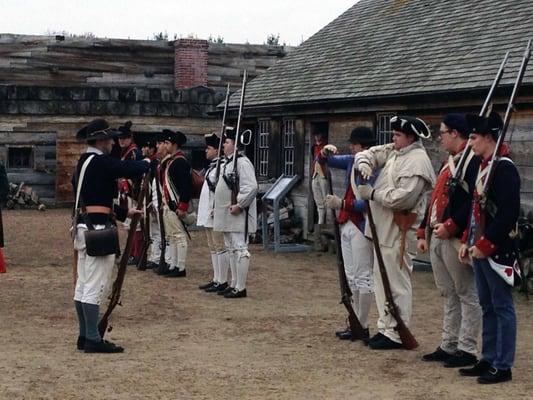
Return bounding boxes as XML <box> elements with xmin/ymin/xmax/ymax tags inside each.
<box><xmin>127</xmin><ymin>256</ymin><xmax>138</xmax><ymax>266</ymax></box>
<box><xmin>369</xmin><ymin>335</ymin><xmax>403</xmax><ymax>350</ymax></box>
<box><xmin>459</xmin><ymin>360</ymin><xmax>492</xmax><ymax>377</ymax></box>
<box><xmin>443</xmin><ymin>351</ymin><xmax>478</xmax><ymax>368</ymax></box>
<box><xmin>218</xmin><ymin>286</ymin><xmax>234</xmax><ymax>296</ymax></box>
<box><xmin>338</xmin><ymin>328</ymin><xmax>370</xmax><ymax>342</ymax></box>
<box><xmin>84</xmin><ymin>339</ymin><xmax>124</xmax><ymax>353</ymax></box>
<box><xmin>77</xmin><ymin>336</ymin><xmax>86</xmax><ymax>351</ymax></box>
<box><xmin>145</xmin><ymin>261</ymin><xmax>158</xmax><ymax>270</ymax></box>
<box><xmin>224</xmin><ymin>288</ymin><xmax>247</xmax><ymax>298</ymax></box>
<box><xmin>477</xmin><ymin>367</ymin><xmax>512</xmax><ymax>384</ymax></box>
<box><xmin>338</xmin><ymin>329</ymin><xmax>353</xmax><ymax>340</ymax></box>
<box><xmin>164</xmin><ymin>268</ymin><xmax>186</xmax><ymax>278</ymax></box>
<box><xmin>368</xmin><ymin>332</ymin><xmax>386</xmax><ymax>345</ymax></box>
<box><xmin>199</xmin><ymin>281</ymin><xmax>215</xmax><ymax>290</ymax></box>
<box><xmin>422</xmin><ymin>347</ymin><xmax>452</xmax><ymax>362</ymax></box>
<box><xmin>206</xmin><ymin>282</ymin><xmax>228</xmax><ymax>293</ymax></box>
<box><xmin>335</xmin><ymin>327</ymin><xmax>350</xmax><ymax>338</ymax></box>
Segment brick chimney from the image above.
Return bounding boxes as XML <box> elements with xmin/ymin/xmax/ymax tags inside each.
<box><xmin>174</xmin><ymin>39</ymin><xmax>209</xmax><ymax>89</ymax></box>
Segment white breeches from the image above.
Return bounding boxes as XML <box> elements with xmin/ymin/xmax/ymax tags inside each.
<box><xmin>73</xmin><ymin>224</ymin><xmax>115</xmax><ymax>306</ymax></box>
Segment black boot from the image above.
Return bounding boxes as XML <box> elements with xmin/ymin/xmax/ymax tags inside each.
<box><xmin>224</xmin><ymin>288</ymin><xmax>247</xmax><ymax>298</ymax></box>
<box><xmin>422</xmin><ymin>347</ymin><xmax>452</xmax><ymax>362</ymax></box>
<box><xmin>199</xmin><ymin>281</ymin><xmax>215</xmax><ymax>290</ymax></box>
<box><xmin>77</xmin><ymin>336</ymin><xmax>86</xmax><ymax>351</ymax></box>
<box><xmin>206</xmin><ymin>282</ymin><xmax>228</xmax><ymax>293</ymax></box>
<box><xmin>477</xmin><ymin>368</ymin><xmax>512</xmax><ymax>384</ymax></box>
<box><xmin>459</xmin><ymin>360</ymin><xmax>492</xmax><ymax>377</ymax></box>
<box><xmin>443</xmin><ymin>351</ymin><xmax>477</xmax><ymax>368</ymax></box>
<box><xmin>84</xmin><ymin>339</ymin><xmax>124</xmax><ymax>353</ymax></box>
<box><xmin>164</xmin><ymin>268</ymin><xmax>186</xmax><ymax>278</ymax></box>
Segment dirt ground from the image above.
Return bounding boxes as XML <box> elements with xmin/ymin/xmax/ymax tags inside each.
<box><xmin>0</xmin><ymin>209</ymin><xmax>532</xmax><ymax>400</ymax></box>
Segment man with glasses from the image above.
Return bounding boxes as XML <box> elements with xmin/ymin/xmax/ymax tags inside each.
<box><xmin>417</xmin><ymin>114</ymin><xmax>482</xmax><ymax>367</ymax></box>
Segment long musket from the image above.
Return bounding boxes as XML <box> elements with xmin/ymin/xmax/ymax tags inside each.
<box><xmin>326</xmin><ymin>170</ymin><xmax>366</xmax><ymax>340</ymax></box>
<box><xmin>365</xmin><ymin>199</ymin><xmax>418</xmax><ymax>350</ymax></box>
<box><xmin>99</xmin><ymin>173</ymin><xmax>149</xmax><ymax>338</ymax></box>
<box><xmin>136</xmin><ymin>185</ymin><xmax>151</xmax><ymax>271</ymax></box>
<box><xmin>227</xmin><ymin>70</ymin><xmax>248</xmax><ymax>206</ymax></box>
<box><xmin>481</xmin><ymin>40</ymin><xmax>531</xmax><ymax>204</ymax></box>
<box><xmin>154</xmin><ymin>160</ymin><xmax>167</xmax><ymax>270</ymax></box>
<box><xmin>448</xmin><ymin>51</ymin><xmax>510</xmax><ymax>197</ymax></box>
<box><xmin>214</xmin><ymin>83</ymin><xmax>231</xmax><ymax>183</ymax></box>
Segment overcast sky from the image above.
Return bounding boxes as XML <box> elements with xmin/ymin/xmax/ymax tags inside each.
<box><xmin>0</xmin><ymin>0</ymin><xmax>358</xmax><ymax>45</ymax></box>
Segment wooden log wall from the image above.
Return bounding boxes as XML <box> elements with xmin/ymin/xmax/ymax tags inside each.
<box><xmin>0</xmin><ymin>34</ymin><xmax>290</xmax><ymax>90</ymax></box>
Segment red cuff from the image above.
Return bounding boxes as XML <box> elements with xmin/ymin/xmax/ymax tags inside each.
<box><xmin>443</xmin><ymin>218</ymin><xmax>459</xmax><ymax>236</ymax></box>
<box><xmin>416</xmin><ymin>228</ymin><xmax>426</xmax><ymax>240</ymax></box>
<box><xmin>177</xmin><ymin>202</ymin><xmax>189</xmax><ymax>212</ymax></box>
<box><xmin>475</xmin><ymin>236</ymin><xmax>497</xmax><ymax>257</ymax></box>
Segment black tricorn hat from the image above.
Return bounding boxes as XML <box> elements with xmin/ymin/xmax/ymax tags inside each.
<box><xmin>76</xmin><ymin>118</ymin><xmax>119</xmax><ymax>141</ymax></box>
<box><xmin>466</xmin><ymin>111</ymin><xmax>503</xmax><ymax>139</ymax></box>
<box><xmin>205</xmin><ymin>132</ymin><xmax>220</xmax><ymax>148</ymax></box>
<box><xmin>390</xmin><ymin>115</ymin><xmax>431</xmax><ymax>139</ymax></box>
<box><xmin>162</xmin><ymin>129</ymin><xmax>187</xmax><ymax>146</ymax></box>
<box><xmin>349</xmin><ymin>126</ymin><xmax>376</xmax><ymax>146</ymax></box>
<box><xmin>133</xmin><ymin>133</ymin><xmax>157</xmax><ymax>149</ymax></box>
<box><xmin>224</xmin><ymin>127</ymin><xmax>236</xmax><ymax>141</ymax></box>
<box><xmin>442</xmin><ymin>113</ymin><xmax>469</xmax><ymax>136</ymax></box>
<box><xmin>117</xmin><ymin>121</ymin><xmax>133</xmax><ymax>138</ymax></box>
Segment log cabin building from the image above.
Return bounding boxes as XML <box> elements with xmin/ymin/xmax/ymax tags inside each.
<box><xmin>225</xmin><ymin>0</ymin><xmax>533</xmax><ymax>237</ymax></box>
<box><xmin>0</xmin><ymin>34</ymin><xmax>291</xmax><ymax>202</ymax></box>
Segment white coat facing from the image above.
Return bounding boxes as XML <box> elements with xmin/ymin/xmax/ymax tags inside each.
<box><xmin>197</xmin><ymin>158</ymin><xmax>223</xmax><ymax>228</ymax></box>
<box><xmin>213</xmin><ymin>154</ymin><xmax>258</xmax><ymax>234</ymax></box>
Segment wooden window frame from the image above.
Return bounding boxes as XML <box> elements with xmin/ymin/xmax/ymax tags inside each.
<box><xmin>256</xmin><ymin>119</ymin><xmax>271</xmax><ymax>178</ymax></box>
<box><xmin>282</xmin><ymin>119</ymin><xmax>296</xmax><ymax>176</ymax></box>
<box><xmin>376</xmin><ymin>113</ymin><xmax>396</xmax><ymax>145</ymax></box>
<box><xmin>7</xmin><ymin>145</ymin><xmax>34</xmax><ymax>169</ymax></box>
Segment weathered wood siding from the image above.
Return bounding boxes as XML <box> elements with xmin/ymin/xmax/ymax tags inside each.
<box><xmin>0</xmin><ymin>34</ymin><xmax>290</xmax><ymax>90</ymax></box>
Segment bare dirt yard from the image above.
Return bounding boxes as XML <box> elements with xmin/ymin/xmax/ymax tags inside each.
<box><xmin>0</xmin><ymin>208</ymin><xmax>532</xmax><ymax>400</ymax></box>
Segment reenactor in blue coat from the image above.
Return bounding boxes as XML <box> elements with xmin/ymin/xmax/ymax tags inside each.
<box><xmin>72</xmin><ymin>119</ymin><xmax>149</xmax><ymax>353</ymax></box>
<box><xmin>458</xmin><ymin>112</ymin><xmax>521</xmax><ymax>384</ymax></box>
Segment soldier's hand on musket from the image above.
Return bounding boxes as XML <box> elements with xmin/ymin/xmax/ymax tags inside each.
<box><xmin>468</xmin><ymin>245</ymin><xmax>486</xmax><ymax>260</ymax></box>
<box><xmin>321</xmin><ymin>144</ymin><xmax>338</xmax><ymax>157</ymax></box>
<box><xmin>458</xmin><ymin>244</ymin><xmax>471</xmax><ymax>264</ymax></box>
<box><xmin>417</xmin><ymin>238</ymin><xmax>428</xmax><ymax>253</ymax></box>
<box><xmin>177</xmin><ymin>209</ymin><xmax>187</xmax><ymax>219</ymax></box>
<box><xmin>325</xmin><ymin>194</ymin><xmax>343</xmax><ymax>210</ymax></box>
<box><xmin>433</xmin><ymin>223</ymin><xmax>451</xmax><ymax>239</ymax></box>
<box><xmin>357</xmin><ymin>184</ymin><xmax>374</xmax><ymax>200</ymax></box>
<box><xmin>128</xmin><ymin>208</ymin><xmax>143</xmax><ymax>218</ymax></box>
<box><xmin>356</xmin><ymin>160</ymin><xmax>373</xmax><ymax>180</ymax></box>
<box><xmin>229</xmin><ymin>204</ymin><xmax>243</xmax><ymax>215</ymax></box>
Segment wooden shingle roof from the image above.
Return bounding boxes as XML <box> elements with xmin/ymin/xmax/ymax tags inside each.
<box><xmin>233</xmin><ymin>0</ymin><xmax>533</xmax><ymax>108</ymax></box>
